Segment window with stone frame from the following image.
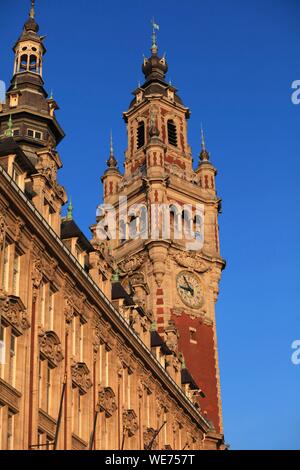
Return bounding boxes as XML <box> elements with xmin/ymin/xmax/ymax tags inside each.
<box><xmin>37</xmin><ymin>430</ymin><xmax>54</xmax><ymax>450</ymax></box>
<box><xmin>7</xmin><ymin>410</ymin><xmax>15</xmax><ymax>450</ymax></box>
<box><xmin>71</xmin><ymin>387</ymin><xmax>84</xmax><ymax>439</ymax></box>
<box><xmin>1</xmin><ymin>239</ymin><xmax>11</xmax><ymax>292</ymax></box>
<box><xmin>71</xmin><ymin>314</ymin><xmax>85</xmax><ymax>362</ymax></box>
<box><xmin>12</xmin><ymin>248</ymin><xmax>20</xmax><ymax>296</ymax></box>
<box><xmin>38</xmin><ymin>358</ymin><xmax>53</xmax><ymax>416</ymax></box>
<box><xmin>0</xmin><ymin>319</ymin><xmax>18</xmax><ymax>388</ymax></box>
<box><xmin>39</xmin><ymin>282</ymin><xmax>56</xmax><ymax>331</ymax></box>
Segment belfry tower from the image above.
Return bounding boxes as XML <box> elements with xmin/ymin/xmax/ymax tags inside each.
<box><xmin>0</xmin><ymin>0</ymin><xmax>67</xmax><ymax>235</ymax></box>
<box><xmin>97</xmin><ymin>27</ymin><xmax>226</xmax><ymax>434</ymax></box>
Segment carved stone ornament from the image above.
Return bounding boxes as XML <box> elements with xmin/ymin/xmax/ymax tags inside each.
<box><xmin>97</xmin><ymin>386</ymin><xmax>117</xmax><ymax>417</ymax></box>
<box><xmin>123</xmin><ymin>409</ymin><xmax>138</xmax><ymax>437</ymax></box>
<box><xmin>172</xmin><ymin>251</ymin><xmax>211</xmax><ymax>273</ymax></box>
<box><xmin>64</xmin><ymin>290</ymin><xmax>75</xmax><ymax>323</ymax></box>
<box><xmin>13</xmin><ymin>217</ymin><xmax>25</xmax><ymax>244</ymax></box>
<box><xmin>38</xmin><ymin>329</ymin><xmax>64</xmax><ymax>367</ymax></box>
<box><xmin>143</xmin><ymin>427</ymin><xmax>158</xmax><ymax>450</ymax></box>
<box><xmin>0</xmin><ymin>293</ymin><xmax>30</xmax><ymax>334</ymax></box>
<box><xmin>0</xmin><ymin>205</ymin><xmax>7</xmax><ymax>248</ymax></box>
<box><xmin>32</xmin><ymin>256</ymin><xmax>43</xmax><ymax>302</ymax></box>
<box><xmin>116</xmin><ymin>343</ymin><xmax>135</xmax><ymax>373</ymax></box>
<box><xmin>71</xmin><ymin>362</ymin><xmax>92</xmax><ymax>394</ymax></box>
<box><xmin>118</xmin><ymin>253</ymin><xmax>147</xmax><ymax>275</ymax></box>
<box><xmin>63</xmin><ymin>288</ymin><xmax>87</xmax><ymax>323</ymax></box>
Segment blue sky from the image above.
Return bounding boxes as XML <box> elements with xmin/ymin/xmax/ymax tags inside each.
<box><xmin>1</xmin><ymin>0</ymin><xmax>300</xmax><ymax>449</ymax></box>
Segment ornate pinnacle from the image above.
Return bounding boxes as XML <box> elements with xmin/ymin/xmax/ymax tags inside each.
<box><xmin>66</xmin><ymin>198</ymin><xmax>73</xmax><ymax>220</ymax></box>
<box><xmin>4</xmin><ymin>115</ymin><xmax>13</xmax><ymax>138</ymax></box>
<box><xmin>106</xmin><ymin>131</ymin><xmax>117</xmax><ymax>168</ymax></box>
<box><xmin>200</xmin><ymin>125</ymin><xmax>210</xmax><ymax>162</ymax></box>
<box><xmin>111</xmin><ymin>268</ymin><xmax>120</xmax><ymax>283</ymax></box>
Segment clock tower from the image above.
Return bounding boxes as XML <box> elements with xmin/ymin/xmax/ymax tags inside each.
<box><xmin>95</xmin><ymin>29</ymin><xmax>226</xmax><ymax>436</ymax></box>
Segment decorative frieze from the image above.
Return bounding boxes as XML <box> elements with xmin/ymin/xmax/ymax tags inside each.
<box><xmin>38</xmin><ymin>329</ymin><xmax>64</xmax><ymax>367</ymax></box>
<box><xmin>0</xmin><ymin>293</ymin><xmax>30</xmax><ymax>334</ymax></box>
<box><xmin>118</xmin><ymin>253</ymin><xmax>147</xmax><ymax>275</ymax></box>
<box><xmin>171</xmin><ymin>251</ymin><xmax>210</xmax><ymax>273</ymax></box>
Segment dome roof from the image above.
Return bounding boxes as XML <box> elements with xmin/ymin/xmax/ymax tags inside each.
<box><xmin>142</xmin><ymin>48</ymin><xmax>168</xmax><ymax>82</ymax></box>
<box><xmin>24</xmin><ymin>16</ymin><xmax>39</xmax><ymax>33</ymax></box>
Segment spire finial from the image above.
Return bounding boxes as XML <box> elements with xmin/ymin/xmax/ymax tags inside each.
<box><xmin>151</xmin><ymin>18</ymin><xmax>159</xmax><ymax>54</ymax></box>
<box><xmin>110</xmin><ymin>130</ymin><xmax>114</xmax><ymax>157</ymax></box>
<box><xmin>201</xmin><ymin>124</ymin><xmax>206</xmax><ymax>151</ymax></box>
<box><xmin>67</xmin><ymin>198</ymin><xmax>73</xmax><ymax>220</ymax></box>
<box><xmin>4</xmin><ymin>115</ymin><xmax>13</xmax><ymax>138</ymax></box>
<box><xmin>30</xmin><ymin>0</ymin><xmax>35</xmax><ymax>19</ymax></box>
<box><xmin>199</xmin><ymin>124</ymin><xmax>210</xmax><ymax>162</ymax></box>
<box><xmin>106</xmin><ymin>131</ymin><xmax>118</xmax><ymax>169</ymax></box>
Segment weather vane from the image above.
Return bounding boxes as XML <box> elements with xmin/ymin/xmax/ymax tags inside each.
<box><xmin>151</xmin><ymin>17</ymin><xmax>159</xmax><ymax>50</ymax></box>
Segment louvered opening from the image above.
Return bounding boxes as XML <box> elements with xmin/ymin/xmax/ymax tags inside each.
<box><xmin>167</xmin><ymin>119</ymin><xmax>177</xmax><ymax>147</ymax></box>
<box><xmin>137</xmin><ymin>121</ymin><xmax>145</xmax><ymax>149</ymax></box>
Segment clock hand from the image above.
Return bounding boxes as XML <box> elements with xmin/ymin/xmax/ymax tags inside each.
<box><xmin>183</xmin><ymin>275</ymin><xmax>194</xmax><ymax>295</ymax></box>
<box><xmin>179</xmin><ymin>285</ymin><xmax>192</xmax><ymax>292</ymax></box>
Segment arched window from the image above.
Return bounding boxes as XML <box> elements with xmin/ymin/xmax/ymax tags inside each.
<box><xmin>137</xmin><ymin>121</ymin><xmax>145</xmax><ymax>149</ymax></box>
<box><xmin>20</xmin><ymin>54</ymin><xmax>28</xmax><ymax>71</ymax></box>
<box><xmin>29</xmin><ymin>55</ymin><xmax>37</xmax><ymax>73</ymax></box>
<box><xmin>167</xmin><ymin>119</ymin><xmax>177</xmax><ymax>147</ymax></box>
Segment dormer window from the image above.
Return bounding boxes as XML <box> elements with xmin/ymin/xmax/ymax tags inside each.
<box><xmin>12</xmin><ymin>129</ymin><xmax>20</xmax><ymax>137</ymax></box>
<box><xmin>167</xmin><ymin>119</ymin><xmax>177</xmax><ymax>147</ymax></box>
<box><xmin>12</xmin><ymin>164</ymin><xmax>21</xmax><ymax>185</ymax></box>
<box><xmin>27</xmin><ymin>129</ymin><xmax>43</xmax><ymax>140</ymax></box>
<box><xmin>137</xmin><ymin>121</ymin><xmax>145</xmax><ymax>149</ymax></box>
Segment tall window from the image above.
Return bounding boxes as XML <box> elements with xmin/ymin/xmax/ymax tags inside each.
<box><xmin>137</xmin><ymin>121</ymin><xmax>145</xmax><ymax>149</ymax></box>
<box><xmin>0</xmin><ymin>325</ymin><xmax>4</xmax><ymax>378</ymax></box>
<box><xmin>40</xmin><ymin>283</ymin><xmax>46</xmax><ymax>326</ymax></box>
<box><xmin>167</xmin><ymin>119</ymin><xmax>178</xmax><ymax>147</ymax></box>
<box><xmin>46</xmin><ymin>364</ymin><xmax>51</xmax><ymax>415</ymax></box>
<box><xmin>12</xmin><ymin>250</ymin><xmax>20</xmax><ymax>296</ymax></box>
<box><xmin>9</xmin><ymin>332</ymin><xmax>16</xmax><ymax>386</ymax></box>
<box><xmin>7</xmin><ymin>411</ymin><xmax>14</xmax><ymax>450</ymax></box>
<box><xmin>72</xmin><ymin>388</ymin><xmax>83</xmax><ymax>438</ymax></box>
<box><xmin>2</xmin><ymin>241</ymin><xmax>10</xmax><ymax>291</ymax></box>
<box><xmin>72</xmin><ymin>316</ymin><xmax>84</xmax><ymax>361</ymax></box>
<box><xmin>39</xmin><ymin>359</ymin><xmax>52</xmax><ymax>415</ymax></box>
<box><xmin>46</xmin><ymin>288</ymin><xmax>55</xmax><ymax>331</ymax></box>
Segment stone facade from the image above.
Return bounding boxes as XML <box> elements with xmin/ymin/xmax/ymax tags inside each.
<box><xmin>0</xmin><ymin>2</ymin><xmax>226</xmax><ymax>450</ymax></box>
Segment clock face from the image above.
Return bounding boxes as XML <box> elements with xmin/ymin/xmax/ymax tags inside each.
<box><xmin>176</xmin><ymin>271</ymin><xmax>203</xmax><ymax>309</ymax></box>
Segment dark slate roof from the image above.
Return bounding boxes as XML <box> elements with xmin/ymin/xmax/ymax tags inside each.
<box><xmin>61</xmin><ymin>219</ymin><xmax>94</xmax><ymax>253</ymax></box>
<box><xmin>151</xmin><ymin>331</ymin><xmax>172</xmax><ymax>355</ymax></box>
<box><xmin>0</xmin><ymin>137</ymin><xmax>36</xmax><ymax>174</ymax></box>
<box><xmin>181</xmin><ymin>368</ymin><xmax>199</xmax><ymax>390</ymax></box>
<box><xmin>111</xmin><ymin>281</ymin><xmax>134</xmax><ymax>306</ymax></box>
